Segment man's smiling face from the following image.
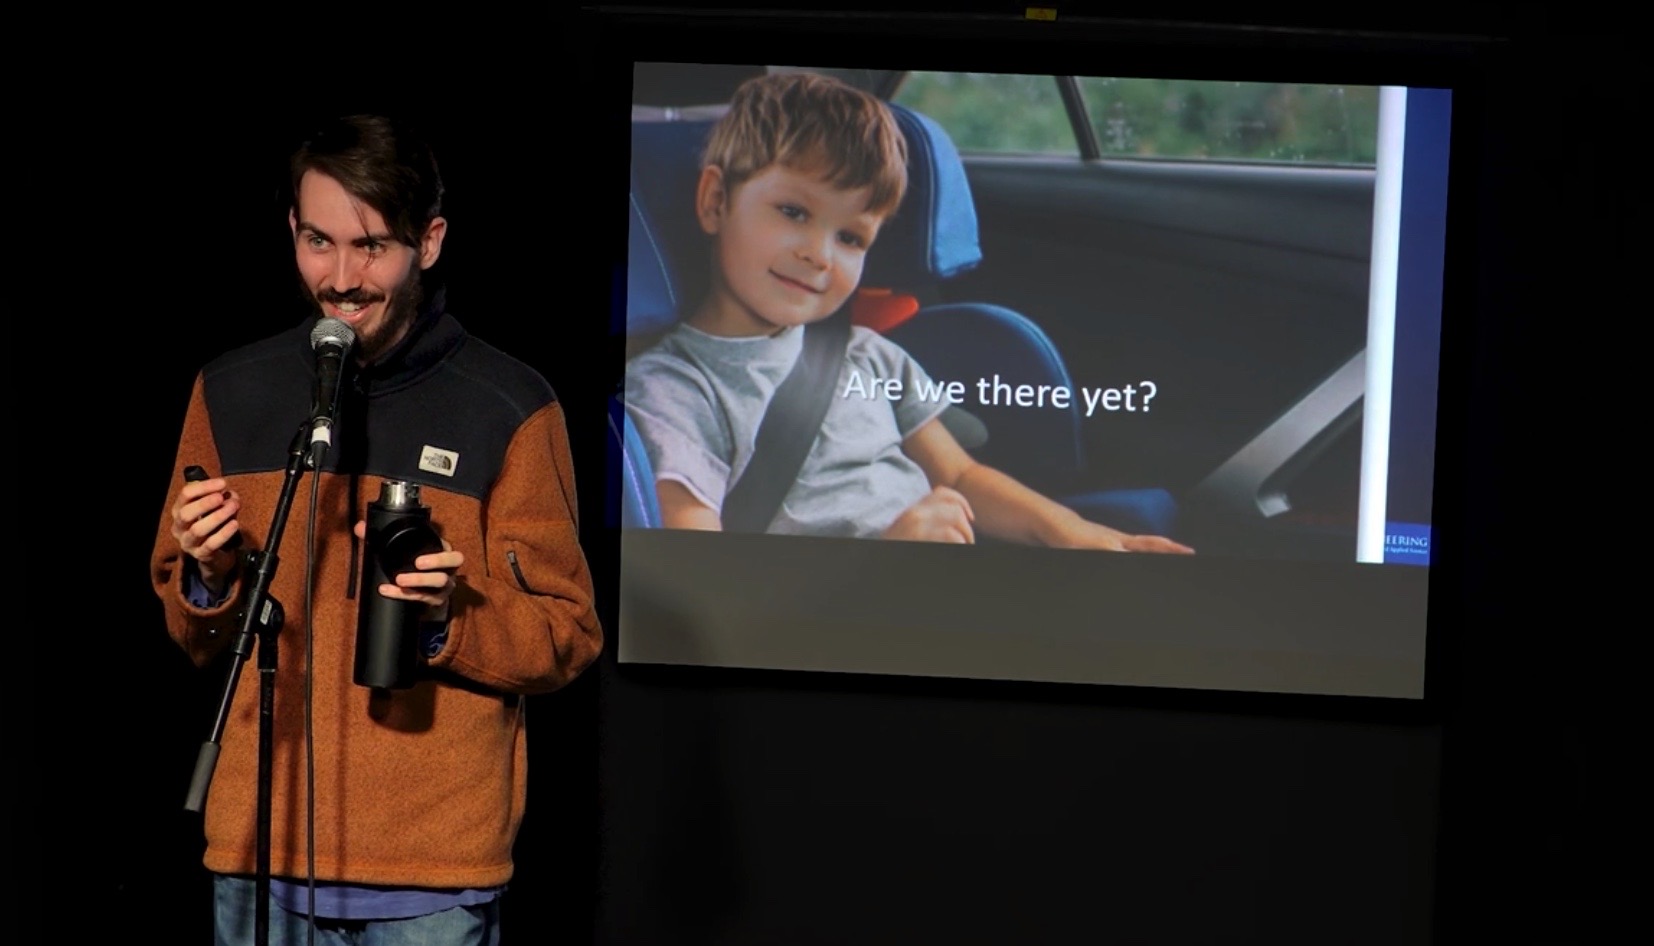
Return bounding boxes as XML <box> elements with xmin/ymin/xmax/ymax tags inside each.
<box><xmin>290</xmin><ymin>170</ymin><xmax>445</xmax><ymax>362</ymax></box>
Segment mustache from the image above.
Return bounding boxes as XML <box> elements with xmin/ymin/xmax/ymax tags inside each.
<box><xmin>317</xmin><ymin>287</ymin><xmax>386</xmax><ymax>306</ymax></box>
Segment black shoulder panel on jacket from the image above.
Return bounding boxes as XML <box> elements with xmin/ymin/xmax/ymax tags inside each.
<box><xmin>203</xmin><ymin>319</ymin><xmax>558</xmax><ymax>502</ymax></box>
<box><xmin>342</xmin><ymin>334</ymin><xmax>558</xmax><ymax>500</ymax></box>
<box><xmin>202</xmin><ymin>323</ymin><xmax>314</xmax><ymax>477</ymax></box>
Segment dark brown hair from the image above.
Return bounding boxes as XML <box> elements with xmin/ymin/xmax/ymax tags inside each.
<box><xmin>289</xmin><ymin>115</ymin><xmax>444</xmax><ymax>248</ymax></box>
<box><xmin>702</xmin><ymin>72</ymin><xmax>907</xmax><ymax>217</ymax></box>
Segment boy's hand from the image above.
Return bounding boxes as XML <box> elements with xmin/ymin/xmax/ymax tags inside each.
<box><xmin>1051</xmin><ymin>518</ymin><xmax>1194</xmax><ymax>554</ymax></box>
<box><xmin>883</xmin><ymin>487</ymin><xmax>975</xmax><ymax>544</ymax></box>
<box><xmin>1119</xmin><ymin>534</ymin><xmax>1195</xmax><ymax>554</ymax></box>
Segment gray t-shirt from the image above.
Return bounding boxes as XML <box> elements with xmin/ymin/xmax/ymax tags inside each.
<box><xmin>625</xmin><ymin>322</ymin><xmax>949</xmax><ymax>538</ymax></box>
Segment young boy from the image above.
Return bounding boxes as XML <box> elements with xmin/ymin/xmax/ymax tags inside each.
<box><xmin>626</xmin><ymin>72</ymin><xmax>1191</xmax><ymax>553</ymax></box>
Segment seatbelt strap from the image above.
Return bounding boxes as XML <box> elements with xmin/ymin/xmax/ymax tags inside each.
<box><xmin>721</xmin><ymin>314</ymin><xmax>853</xmax><ymax>533</ymax></box>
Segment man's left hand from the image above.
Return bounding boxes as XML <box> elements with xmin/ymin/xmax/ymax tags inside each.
<box><xmin>353</xmin><ymin>520</ymin><xmax>466</xmax><ymax>619</ymax></box>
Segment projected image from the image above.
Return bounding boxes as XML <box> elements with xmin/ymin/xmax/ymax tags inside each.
<box><xmin>626</xmin><ymin>70</ymin><xmax>1193</xmax><ymax>557</ymax></box>
<box><xmin>613</xmin><ymin>62</ymin><xmax>1451</xmax><ymax>698</ymax></box>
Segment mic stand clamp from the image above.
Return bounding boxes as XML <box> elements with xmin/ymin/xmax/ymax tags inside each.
<box><xmin>184</xmin><ymin>421</ymin><xmax>313</xmax><ymax>946</ymax></box>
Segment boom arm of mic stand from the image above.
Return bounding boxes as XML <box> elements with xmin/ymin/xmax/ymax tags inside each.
<box><xmin>185</xmin><ymin>422</ymin><xmax>310</xmax><ymax>813</ymax></box>
<box><xmin>184</xmin><ymin>422</ymin><xmax>313</xmax><ymax>946</ymax></box>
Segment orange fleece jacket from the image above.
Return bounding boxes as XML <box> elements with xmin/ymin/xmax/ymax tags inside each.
<box><xmin>151</xmin><ymin>311</ymin><xmax>602</xmax><ymax>888</ymax></box>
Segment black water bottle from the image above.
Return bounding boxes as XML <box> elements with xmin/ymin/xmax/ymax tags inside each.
<box><xmin>355</xmin><ymin>480</ymin><xmax>444</xmax><ymax>690</ymax></box>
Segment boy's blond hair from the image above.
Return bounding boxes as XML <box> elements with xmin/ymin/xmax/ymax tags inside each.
<box><xmin>702</xmin><ymin>72</ymin><xmax>908</xmax><ymax>217</ymax></box>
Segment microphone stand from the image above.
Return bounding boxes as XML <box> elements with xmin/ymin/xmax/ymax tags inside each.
<box><xmin>185</xmin><ymin>421</ymin><xmax>313</xmax><ymax>946</ymax></box>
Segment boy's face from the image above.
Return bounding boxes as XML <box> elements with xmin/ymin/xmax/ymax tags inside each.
<box><xmin>693</xmin><ymin>161</ymin><xmax>883</xmax><ymax>337</ymax></box>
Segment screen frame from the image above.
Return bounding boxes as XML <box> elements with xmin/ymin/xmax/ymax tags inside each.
<box><xmin>581</xmin><ymin>5</ymin><xmax>1494</xmax><ymax>721</ymax></box>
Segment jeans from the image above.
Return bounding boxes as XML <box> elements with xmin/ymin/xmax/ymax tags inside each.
<box><xmin>213</xmin><ymin>875</ymin><xmax>502</xmax><ymax>946</ymax></box>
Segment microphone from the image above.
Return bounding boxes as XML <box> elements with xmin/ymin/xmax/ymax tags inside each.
<box><xmin>308</xmin><ymin>317</ymin><xmax>356</xmax><ymax>467</ymax></box>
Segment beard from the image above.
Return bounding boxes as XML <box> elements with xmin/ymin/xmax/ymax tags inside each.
<box><xmin>306</xmin><ymin>265</ymin><xmax>425</xmax><ymax>364</ymax></box>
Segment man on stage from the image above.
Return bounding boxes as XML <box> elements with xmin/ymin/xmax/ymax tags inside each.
<box><xmin>151</xmin><ymin>113</ymin><xmax>602</xmax><ymax>944</ymax></box>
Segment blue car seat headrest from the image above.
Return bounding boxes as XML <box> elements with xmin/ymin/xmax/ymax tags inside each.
<box><xmin>626</xmin><ymin>102</ymin><xmax>982</xmax><ymax>337</ymax></box>
<box><xmin>864</xmin><ymin>106</ymin><xmax>981</xmax><ymax>289</ymax></box>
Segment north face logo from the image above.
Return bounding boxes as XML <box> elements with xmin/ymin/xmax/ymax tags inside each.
<box><xmin>419</xmin><ymin>445</ymin><xmax>459</xmax><ymax>477</ymax></box>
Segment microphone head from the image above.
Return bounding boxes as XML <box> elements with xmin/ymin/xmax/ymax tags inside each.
<box><xmin>311</xmin><ymin>317</ymin><xmax>357</xmax><ymax>353</ymax></box>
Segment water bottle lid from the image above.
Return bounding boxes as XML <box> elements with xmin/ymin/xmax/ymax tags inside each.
<box><xmin>378</xmin><ymin>480</ymin><xmax>421</xmax><ymax>509</ymax></box>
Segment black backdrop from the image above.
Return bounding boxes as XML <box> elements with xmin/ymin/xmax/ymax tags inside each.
<box><xmin>33</xmin><ymin>4</ymin><xmax>1617</xmax><ymax>944</ymax></box>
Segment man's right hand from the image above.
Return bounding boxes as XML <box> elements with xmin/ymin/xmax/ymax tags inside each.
<box><xmin>171</xmin><ymin>477</ymin><xmax>242</xmax><ymax>595</ymax></box>
<box><xmin>882</xmin><ymin>486</ymin><xmax>976</xmax><ymax>544</ymax></box>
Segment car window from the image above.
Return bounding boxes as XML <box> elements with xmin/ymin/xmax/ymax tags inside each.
<box><xmin>892</xmin><ymin>71</ymin><xmax>1078</xmax><ymax>155</ymax></box>
<box><xmin>895</xmin><ymin>71</ymin><xmax>1380</xmax><ymax>166</ymax></box>
<box><xmin>1076</xmin><ymin>77</ymin><xmax>1380</xmax><ymax>164</ymax></box>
